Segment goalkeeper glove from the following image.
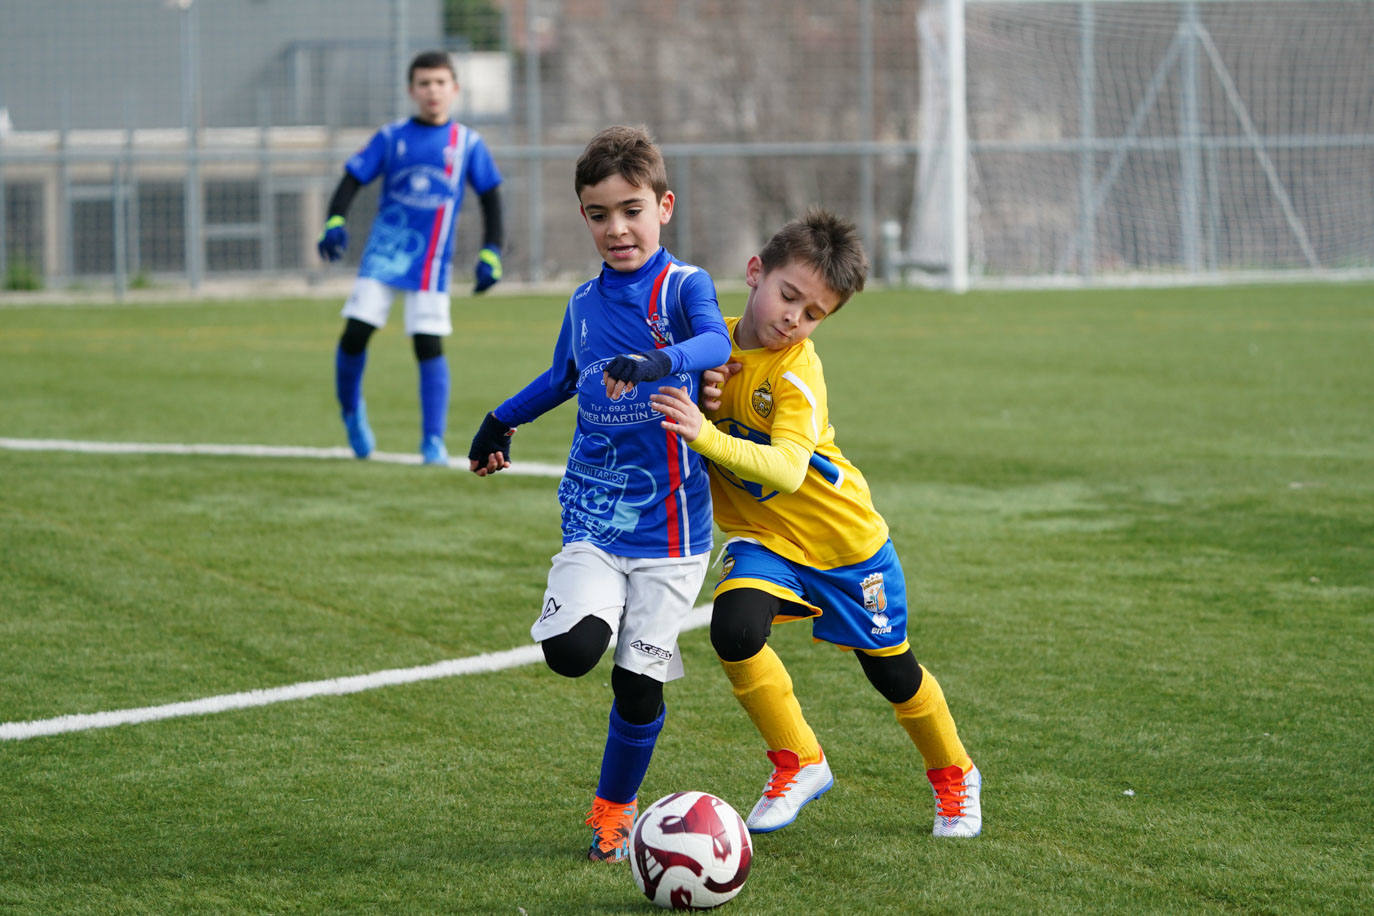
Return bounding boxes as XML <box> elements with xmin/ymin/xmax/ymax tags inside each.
<box><xmin>468</xmin><ymin>411</ymin><xmax>514</xmax><ymax>466</ymax></box>
<box><xmin>317</xmin><ymin>216</ymin><xmax>348</xmax><ymax>262</ymax></box>
<box><xmin>604</xmin><ymin>350</ymin><xmax>673</xmax><ymax>385</ymax></box>
<box><xmin>474</xmin><ymin>245</ymin><xmax>502</xmax><ymax>293</ymax></box>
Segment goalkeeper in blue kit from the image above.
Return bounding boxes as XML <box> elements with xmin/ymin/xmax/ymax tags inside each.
<box><xmin>317</xmin><ymin>50</ymin><xmax>504</xmax><ymax>465</ymax></box>
<box><xmin>467</xmin><ymin>126</ymin><xmax>731</xmax><ymax>863</ymax></box>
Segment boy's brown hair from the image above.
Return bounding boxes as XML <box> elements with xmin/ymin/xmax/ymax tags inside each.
<box><xmin>759</xmin><ymin>209</ymin><xmax>869</xmax><ymax>310</ymax></box>
<box><xmin>574</xmin><ymin>125</ymin><xmax>669</xmax><ymax>200</ymax></box>
<box><xmin>408</xmin><ymin>50</ymin><xmax>456</xmax><ymax>84</ymax></box>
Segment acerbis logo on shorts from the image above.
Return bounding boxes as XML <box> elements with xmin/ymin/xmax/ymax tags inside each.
<box><xmin>629</xmin><ymin>639</ymin><xmax>672</xmax><ymax>660</ymax></box>
<box><xmin>539</xmin><ymin>597</ymin><xmax>562</xmax><ymax>623</ymax></box>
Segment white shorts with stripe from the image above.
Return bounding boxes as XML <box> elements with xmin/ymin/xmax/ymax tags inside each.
<box><xmin>531</xmin><ymin>541</ymin><xmax>710</xmax><ymax>683</ymax></box>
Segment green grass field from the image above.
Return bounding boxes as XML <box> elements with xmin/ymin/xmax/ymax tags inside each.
<box><xmin>2</xmin><ymin>283</ymin><xmax>1371</xmax><ymax>913</ymax></box>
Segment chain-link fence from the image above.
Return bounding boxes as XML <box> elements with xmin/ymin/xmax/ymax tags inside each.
<box><xmin>2</xmin><ymin>0</ymin><xmax>1371</xmax><ymax>295</ymax></box>
<box><xmin>0</xmin><ymin>0</ymin><xmax>923</xmax><ymax>294</ymax></box>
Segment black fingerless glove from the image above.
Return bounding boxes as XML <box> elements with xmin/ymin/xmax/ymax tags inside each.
<box><xmin>468</xmin><ymin>412</ymin><xmax>514</xmax><ymax>464</ymax></box>
<box><xmin>604</xmin><ymin>350</ymin><xmax>673</xmax><ymax>384</ymax></box>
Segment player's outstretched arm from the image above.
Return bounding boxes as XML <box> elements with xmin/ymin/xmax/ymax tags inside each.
<box><xmin>659</xmin><ymin>386</ymin><xmax>811</xmax><ymax>494</ymax></box>
<box><xmin>468</xmin><ymin>412</ymin><xmax>515</xmax><ymax>476</ymax></box>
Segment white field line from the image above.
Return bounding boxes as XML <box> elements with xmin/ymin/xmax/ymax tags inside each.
<box><xmin>1</xmin><ymin>434</ymin><xmax>674</xmax><ymax>742</ymax></box>
<box><xmin>0</xmin><ymin>437</ymin><xmax>567</xmax><ymax>477</ymax></box>
<box><xmin>2</xmin><ymin>606</ymin><xmax>712</xmax><ymax>742</ymax></box>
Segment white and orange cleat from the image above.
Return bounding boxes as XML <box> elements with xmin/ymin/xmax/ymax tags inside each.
<box><xmin>745</xmin><ymin>748</ymin><xmax>834</xmax><ymax>834</ymax></box>
<box><xmin>928</xmin><ymin>764</ymin><xmax>982</xmax><ymax>837</ymax></box>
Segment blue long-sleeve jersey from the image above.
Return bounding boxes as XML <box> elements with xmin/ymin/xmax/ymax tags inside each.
<box><xmin>495</xmin><ymin>247</ymin><xmax>730</xmax><ymax>558</ymax></box>
<box><xmin>346</xmin><ymin>118</ymin><xmax>502</xmax><ymax>292</ymax></box>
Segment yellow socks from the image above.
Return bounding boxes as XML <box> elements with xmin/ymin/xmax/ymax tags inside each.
<box><xmin>720</xmin><ymin>645</ymin><xmax>822</xmax><ymax>765</ymax></box>
<box><xmin>722</xmin><ymin>649</ymin><xmax>969</xmax><ymax>774</ymax></box>
<box><xmin>893</xmin><ymin>666</ymin><xmax>973</xmax><ymax>773</ymax></box>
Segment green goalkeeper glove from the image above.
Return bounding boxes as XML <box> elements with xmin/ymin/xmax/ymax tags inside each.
<box><xmin>474</xmin><ymin>246</ymin><xmax>502</xmax><ymax>293</ymax></box>
<box><xmin>317</xmin><ymin>216</ymin><xmax>347</xmax><ymax>261</ymax></box>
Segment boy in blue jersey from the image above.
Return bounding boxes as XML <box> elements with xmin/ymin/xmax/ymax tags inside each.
<box><xmin>652</xmin><ymin>211</ymin><xmax>982</xmax><ymax>839</ymax></box>
<box><xmin>466</xmin><ymin>125</ymin><xmax>731</xmax><ymax>862</ymax></box>
<box><xmin>317</xmin><ymin>50</ymin><xmax>504</xmax><ymax>465</ymax></box>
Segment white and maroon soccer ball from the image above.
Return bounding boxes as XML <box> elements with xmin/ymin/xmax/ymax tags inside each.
<box><xmin>629</xmin><ymin>791</ymin><xmax>753</xmax><ymax>910</ymax></box>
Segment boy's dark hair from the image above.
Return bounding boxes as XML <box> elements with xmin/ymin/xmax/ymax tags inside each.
<box><xmin>759</xmin><ymin>209</ymin><xmax>869</xmax><ymax>310</ymax></box>
<box><xmin>574</xmin><ymin>125</ymin><xmax>669</xmax><ymax>200</ymax></box>
<box><xmin>408</xmin><ymin>50</ymin><xmax>456</xmax><ymax>83</ymax></box>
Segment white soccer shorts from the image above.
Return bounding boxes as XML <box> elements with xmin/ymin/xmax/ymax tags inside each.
<box><xmin>531</xmin><ymin>541</ymin><xmax>710</xmax><ymax>683</ymax></box>
<box><xmin>342</xmin><ymin>277</ymin><xmax>452</xmax><ymax>336</ymax></box>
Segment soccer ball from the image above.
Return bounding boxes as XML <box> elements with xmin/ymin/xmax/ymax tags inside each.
<box><xmin>629</xmin><ymin>791</ymin><xmax>752</xmax><ymax>910</ymax></box>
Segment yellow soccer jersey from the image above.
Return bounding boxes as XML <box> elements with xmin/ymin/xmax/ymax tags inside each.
<box><xmin>694</xmin><ymin>317</ymin><xmax>889</xmax><ymax>570</ymax></box>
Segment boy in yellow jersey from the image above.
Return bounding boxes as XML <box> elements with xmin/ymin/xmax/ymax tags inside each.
<box><xmin>649</xmin><ymin>210</ymin><xmax>981</xmax><ymax>837</ymax></box>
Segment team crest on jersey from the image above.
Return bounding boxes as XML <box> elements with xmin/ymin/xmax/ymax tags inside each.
<box><xmin>751</xmin><ymin>379</ymin><xmax>774</xmax><ymax>418</ymax></box>
<box><xmin>861</xmin><ymin>572</ymin><xmax>890</xmax><ymax>629</ymax></box>
<box><xmin>646</xmin><ymin>312</ymin><xmax>673</xmax><ymax>348</ymax></box>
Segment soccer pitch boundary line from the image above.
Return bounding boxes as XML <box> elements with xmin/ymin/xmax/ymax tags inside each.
<box><xmin>2</xmin><ymin>606</ymin><xmax>712</xmax><ymax>742</ymax></box>
<box><xmin>1</xmin><ymin>434</ymin><xmax>679</xmax><ymax>742</ymax></box>
<box><xmin>0</xmin><ymin>437</ymin><xmax>568</xmax><ymax>477</ymax></box>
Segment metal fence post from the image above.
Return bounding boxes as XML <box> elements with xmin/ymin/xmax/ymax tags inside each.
<box><xmin>59</xmin><ymin>93</ymin><xmax>72</xmax><ymax>286</ymax></box>
<box><xmin>945</xmin><ymin>0</ymin><xmax>969</xmax><ymax>293</ymax></box>
<box><xmin>181</xmin><ymin>0</ymin><xmax>203</xmax><ymax>290</ymax></box>
<box><xmin>1078</xmin><ymin>2</ymin><xmax>1096</xmax><ymax>281</ymax></box>
<box><xmin>525</xmin><ymin>0</ymin><xmax>544</xmax><ymax>284</ymax></box>
<box><xmin>859</xmin><ymin>0</ymin><xmax>876</xmax><ymax>257</ymax></box>
<box><xmin>1180</xmin><ymin>1</ymin><xmax>1203</xmax><ymax>273</ymax></box>
<box><xmin>393</xmin><ymin>0</ymin><xmax>409</xmax><ymax>120</ymax></box>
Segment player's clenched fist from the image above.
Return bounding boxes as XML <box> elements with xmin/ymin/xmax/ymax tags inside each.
<box><xmin>468</xmin><ymin>412</ymin><xmax>514</xmax><ymax>476</ymax></box>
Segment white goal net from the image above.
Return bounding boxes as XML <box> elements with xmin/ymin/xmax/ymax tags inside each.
<box><xmin>909</xmin><ymin>0</ymin><xmax>1374</xmax><ymax>288</ymax></box>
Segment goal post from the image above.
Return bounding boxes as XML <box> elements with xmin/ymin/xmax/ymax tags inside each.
<box><xmin>905</xmin><ymin>0</ymin><xmax>1374</xmax><ymax>290</ymax></box>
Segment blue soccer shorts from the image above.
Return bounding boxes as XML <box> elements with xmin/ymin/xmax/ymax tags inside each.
<box><xmin>712</xmin><ymin>538</ymin><xmax>910</xmax><ymax>655</ymax></box>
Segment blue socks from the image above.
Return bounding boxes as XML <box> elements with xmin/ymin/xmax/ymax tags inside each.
<box><xmin>335</xmin><ymin>347</ymin><xmax>367</xmax><ymax>414</ymax></box>
<box><xmin>596</xmin><ymin>701</ymin><xmax>666</xmax><ymax>805</ymax></box>
<box><xmin>417</xmin><ymin>355</ymin><xmax>449</xmax><ymax>441</ymax></box>
<box><xmin>338</xmin><ymin>348</ymin><xmax>448</xmax><ymax>450</ymax></box>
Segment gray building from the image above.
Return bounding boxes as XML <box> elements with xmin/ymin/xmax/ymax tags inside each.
<box><xmin>0</xmin><ymin>0</ymin><xmax>492</xmax><ymax>288</ymax></box>
<box><xmin>0</xmin><ymin>0</ymin><xmax>444</xmax><ymax>131</ymax></box>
